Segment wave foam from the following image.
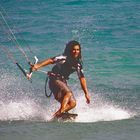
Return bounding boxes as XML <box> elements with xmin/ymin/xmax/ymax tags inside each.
<box><xmin>0</xmin><ymin>95</ymin><xmax>134</xmax><ymax>123</ymax></box>
<box><xmin>75</xmin><ymin>96</ymin><xmax>133</xmax><ymax>122</ymax></box>
<box><xmin>0</xmin><ymin>99</ymin><xmax>51</xmax><ymax>121</ymax></box>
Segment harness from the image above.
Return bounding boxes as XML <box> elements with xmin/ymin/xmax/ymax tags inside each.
<box><xmin>44</xmin><ymin>71</ymin><xmax>66</xmax><ymax>97</ymax></box>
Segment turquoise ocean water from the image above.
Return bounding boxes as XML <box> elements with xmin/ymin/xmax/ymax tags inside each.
<box><xmin>0</xmin><ymin>0</ymin><xmax>140</xmax><ymax>140</ymax></box>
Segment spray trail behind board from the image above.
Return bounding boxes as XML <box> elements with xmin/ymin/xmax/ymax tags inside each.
<box><xmin>0</xmin><ymin>71</ymin><xmax>135</xmax><ymax>123</ymax></box>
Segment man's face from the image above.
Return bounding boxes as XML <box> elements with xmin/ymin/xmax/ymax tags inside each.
<box><xmin>71</xmin><ymin>45</ymin><xmax>80</xmax><ymax>58</ymax></box>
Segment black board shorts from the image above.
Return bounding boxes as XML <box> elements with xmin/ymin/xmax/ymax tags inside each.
<box><xmin>49</xmin><ymin>79</ymin><xmax>72</xmax><ymax>102</ymax></box>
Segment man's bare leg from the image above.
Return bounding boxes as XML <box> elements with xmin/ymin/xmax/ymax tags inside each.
<box><xmin>60</xmin><ymin>92</ymin><xmax>72</xmax><ymax>113</ymax></box>
<box><xmin>54</xmin><ymin>92</ymin><xmax>76</xmax><ymax>117</ymax></box>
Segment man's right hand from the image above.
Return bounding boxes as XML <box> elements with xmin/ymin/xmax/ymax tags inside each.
<box><xmin>26</xmin><ymin>73</ymin><xmax>32</xmax><ymax>80</ymax></box>
<box><xmin>26</xmin><ymin>64</ymin><xmax>37</xmax><ymax>80</ymax></box>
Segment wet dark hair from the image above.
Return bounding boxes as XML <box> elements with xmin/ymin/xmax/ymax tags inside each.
<box><xmin>63</xmin><ymin>40</ymin><xmax>82</xmax><ymax>59</ymax></box>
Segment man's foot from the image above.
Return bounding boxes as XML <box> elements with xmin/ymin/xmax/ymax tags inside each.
<box><xmin>53</xmin><ymin>110</ymin><xmax>62</xmax><ymax>118</ymax></box>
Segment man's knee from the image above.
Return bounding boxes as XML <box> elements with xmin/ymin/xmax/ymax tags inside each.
<box><xmin>70</xmin><ymin>99</ymin><xmax>76</xmax><ymax>108</ymax></box>
<box><xmin>66</xmin><ymin>91</ymin><xmax>72</xmax><ymax>97</ymax></box>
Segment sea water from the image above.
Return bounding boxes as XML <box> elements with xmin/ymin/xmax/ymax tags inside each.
<box><xmin>0</xmin><ymin>0</ymin><xmax>140</xmax><ymax>140</ymax></box>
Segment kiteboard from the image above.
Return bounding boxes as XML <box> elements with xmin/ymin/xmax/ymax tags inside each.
<box><xmin>51</xmin><ymin>112</ymin><xmax>78</xmax><ymax>121</ymax></box>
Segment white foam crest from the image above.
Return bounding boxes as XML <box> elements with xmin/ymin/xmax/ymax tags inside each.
<box><xmin>0</xmin><ymin>71</ymin><xmax>57</xmax><ymax>122</ymax></box>
<box><xmin>0</xmin><ymin>99</ymin><xmax>52</xmax><ymax>121</ymax></box>
<box><xmin>74</xmin><ymin>95</ymin><xmax>133</xmax><ymax>123</ymax></box>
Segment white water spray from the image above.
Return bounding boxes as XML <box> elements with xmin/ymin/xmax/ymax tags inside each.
<box><xmin>0</xmin><ymin>72</ymin><xmax>134</xmax><ymax>122</ymax></box>
<box><xmin>74</xmin><ymin>95</ymin><xmax>132</xmax><ymax>122</ymax></box>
